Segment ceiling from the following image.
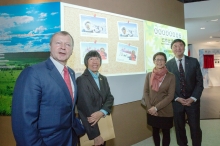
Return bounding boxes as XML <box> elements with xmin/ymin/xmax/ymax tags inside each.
<box><xmin>183</xmin><ymin>0</ymin><xmax>220</xmax><ymax>48</ymax></box>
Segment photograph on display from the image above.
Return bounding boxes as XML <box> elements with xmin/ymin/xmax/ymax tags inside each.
<box><xmin>80</xmin><ymin>14</ymin><xmax>108</xmax><ymax>37</ymax></box>
<box><xmin>118</xmin><ymin>21</ymin><xmax>139</xmax><ymax>40</ymax></box>
<box><xmin>116</xmin><ymin>42</ymin><xmax>138</xmax><ymax>65</ymax></box>
<box><xmin>80</xmin><ymin>42</ymin><xmax>108</xmax><ymax>64</ymax></box>
<box><xmin>0</xmin><ymin>2</ymin><xmax>61</xmax><ymax>115</ymax></box>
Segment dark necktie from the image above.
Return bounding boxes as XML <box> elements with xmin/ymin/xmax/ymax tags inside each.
<box><xmin>179</xmin><ymin>59</ymin><xmax>186</xmax><ymax>97</ymax></box>
<box><xmin>63</xmin><ymin>66</ymin><xmax>74</xmax><ymax>101</ymax></box>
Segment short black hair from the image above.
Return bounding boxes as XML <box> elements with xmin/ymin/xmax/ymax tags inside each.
<box><xmin>84</xmin><ymin>50</ymin><xmax>102</xmax><ymax>68</ymax></box>
<box><xmin>153</xmin><ymin>52</ymin><xmax>167</xmax><ymax>62</ymax></box>
<box><xmin>171</xmin><ymin>39</ymin><xmax>185</xmax><ymax>49</ymax></box>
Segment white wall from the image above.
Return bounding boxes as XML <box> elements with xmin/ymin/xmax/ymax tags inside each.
<box><xmin>191</xmin><ymin>44</ymin><xmax>220</xmax><ymax>87</ymax></box>
<box><xmin>191</xmin><ymin>43</ymin><xmax>219</xmax><ymax>59</ymax></box>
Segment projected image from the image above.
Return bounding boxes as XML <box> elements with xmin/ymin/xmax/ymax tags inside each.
<box><xmin>80</xmin><ymin>14</ymin><xmax>108</xmax><ymax>37</ymax></box>
<box><xmin>116</xmin><ymin>42</ymin><xmax>138</xmax><ymax>65</ymax></box>
<box><xmin>0</xmin><ymin>2</ymin><xmax>60</xmax><ymax>115</ymax></box>
<box><xmin>145</xmin><ymin>20</ymin><xmax>188</xmax><ymax>72</ymax></box>
<box><xmin>118</xmin><ymin>21</ymin><xmax>139</xmax><ymax>40</ymax></box>
<box><xmin>0</xmin><ymin>2</ymin><xmax>60</xmax><ymax>53</ymax></box>
<box><xmin>80</xmin><ymin>42</ymin><xmax>108</xmax><ymax>64</ymax></box>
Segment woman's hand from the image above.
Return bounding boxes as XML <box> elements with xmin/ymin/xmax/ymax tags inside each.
<box><xmin>148</xmin><ymin>106</ymin><xmax>157</xmax><ymax>116</ymax></box>
<box><xmin>88</xmin><ymin>111</ymin><xmax>104</xmax><ymax>126</ymax></box>
<box><xmin>94</xmin><ymin>135</ymin><xmax>104</xmax><ymax>146</ymax></box>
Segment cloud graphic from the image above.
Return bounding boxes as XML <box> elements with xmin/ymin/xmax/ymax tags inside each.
<box><xmin>39</xmin><ymin>13</ymin><xmax>47</xmax><ymax>19</ymax></box>
<box><xmin>1</xmin><ymin>13</ymin><xmax>10</xmax><ymax>17</ymax></box>
<box><xmin>51</xmin><ymin>12</ymin><xmax>58</xmax><ymax>15</ymax></box>
<box><xmin>33</xmin><ymin>26</ymin><xmax>47</xmax><ymax>34</ymax></box>
<box><xmin>0</xmin><ymin>15</ymin><xmax>34</xmax><ymax>29</ymax></box>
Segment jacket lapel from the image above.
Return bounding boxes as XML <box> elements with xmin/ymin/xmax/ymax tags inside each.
<box><xmin>170</xmin><ymin>58</ymin><xmax>180</xmax><ymax>79</ymax></box>
<box><xmin>68</xmin><ymin>68</ymin><xmax>77</xmax><ymax>106</ymax></box>
<box><xmin>84</xmin><ymin>69</ymin><xmax>104</xmax><ymax>99</ymax></box>
<box><xmin>45</xmin><ymin>58</ymin><xmax>72</xmax><ymax>104</ymax></box>
<box><xmin>98</xmin><ymin>75</ymin><xmax>106</xmax><ymax>99</ymax></box>
<box><xmin>184</xmin><ymin>55</ymin><xmax>189</xmax><ymax>78</ymax></box>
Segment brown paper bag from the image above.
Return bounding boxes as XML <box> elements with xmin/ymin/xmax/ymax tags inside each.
<box><xmin>79</xmin><ymin>114</ymin><xmax>115</xmax><ymax>146</ymax></box>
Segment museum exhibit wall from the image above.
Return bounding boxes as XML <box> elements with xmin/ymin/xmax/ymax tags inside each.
<box><xmin>0</xmin><ymin>0</ymin><xmax>184</xmax><ymax>146</ymax></box>
<box><xmin>190</xmin><ymin>43</ymin><xmax>220</xmax><ymax>88</ymax></box>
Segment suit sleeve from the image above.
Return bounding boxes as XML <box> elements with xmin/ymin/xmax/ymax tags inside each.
<box><xmin>166</xmin><ymin>61</ymin><xmax>179</xmax><ymax>100</ymax></box>
<box><xmin>12</xmin><ymin>67</ymin><xmax>46</xmax><ymax>146</ymax></box>
<box><xmin>100</xmin><ymin>76</ymin><xmax>114</xmax><ymax>114</ymax></box>
<box><xmin>191</xmin><ymin>59</ymin><xmax>204</xmax><ymax>100</ymax></box>
<box><xmin>143</xmin><ymin>73</ymin><xmax>152</xmax><ymax>110</ymax></box>
<box><xmin>76</xmin><ymin>77</ymin><xmax>100</xmax><ymax>140</ymax></box>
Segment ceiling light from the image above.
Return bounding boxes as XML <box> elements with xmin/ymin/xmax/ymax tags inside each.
<box><xmin>210</xmin><ymin>36</ymin><xmax>213</xmax><ymax>38</ymax></box>
<box><xmin>211</xmin><ymin>19</ymin><xmax>218</xmax><ymax>22</ymax></box>
<box><xmin>200</xmin><ymin>27</ymin><xmax>205</xmax><ymax>29</ymax></box>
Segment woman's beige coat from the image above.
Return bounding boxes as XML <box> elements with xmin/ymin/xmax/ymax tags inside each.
<box><xmin>144</xmin><ymin>72</ymin><xmax>175</xmax><ymax>117</ymax></box>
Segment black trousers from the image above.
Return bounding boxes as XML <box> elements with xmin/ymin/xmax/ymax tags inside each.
<box><xmin>152</xmin><ymin>127</ymin><xmax>171</xmax><ymax>146</ymax></box>
<box><xmin>173</xmin><ymin>101</ymin><xmax>202</xmax><ymax>146</ymax></box>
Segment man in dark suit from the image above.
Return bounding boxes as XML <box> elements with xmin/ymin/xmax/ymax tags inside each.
<box><xmin>166</xmin><ymin>39</ymin><xmax>204</xmax><ymax>146</ymax></box>
<box><xmin>12</xmin><ymin>31</ymin><xmax>84</xmax><ymax>146</ymax></box>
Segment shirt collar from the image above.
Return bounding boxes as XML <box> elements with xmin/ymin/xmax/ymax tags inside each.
<box><xmin>88</xmin><ymin>69</ymin><xmax>99</xmax><ymax>79</ymax></box>
<box><xmin>50</xmin><ymin>56</ymin><xmax>65</xmax><ymax>74</ymax></box>
<box><xmin>175</xmin><ymin>55</ymin><xmax>185</xmax><ymax>62</ymax></box>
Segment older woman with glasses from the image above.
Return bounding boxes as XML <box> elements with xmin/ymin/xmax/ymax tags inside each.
<box><xmin>76</xmin><ymin>50</ymin><xmax>114</xmax><ymax>146</ymax></box>
<box><xmin>143</xmin><ymin>52</ymin><xmax>175</xmax><ymax>146</ymax></box>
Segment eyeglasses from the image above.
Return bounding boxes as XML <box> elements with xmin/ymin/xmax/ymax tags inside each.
<box><xmin>88</xmin><ymin>57</ymin><xmax>100</xmax><ymax>61</ymax></box>
<box><xmin>154</xmin><ymin>59</ymin><xmax>165</xmax><ymax>62</ymax></box>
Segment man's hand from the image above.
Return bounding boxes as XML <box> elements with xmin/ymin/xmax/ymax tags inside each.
<box><xmin>177</xmin><ymin>97</ymin><xmax>194</xmax><ymax>106</ymax></box>
<box><xmin>176</xmin><ymin>98</ymin><xmax>187</xmax><ymax>105</ymax></box>
<box><xmin>184</xmin><ymin>98</ymin><xmax>194</xmax><ymax>106</ymax></box>
<box><xmin>88</xmin><ymin>111</ymin><xmax>104</xmax><ymax>126</ymax></box>
<box><xmin>94</xmin><ymin>135</ymin><xmax>104</xmax><ymax>146</ymax></box>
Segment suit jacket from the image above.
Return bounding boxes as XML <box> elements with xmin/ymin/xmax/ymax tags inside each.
<box><xmin>76</xmin><ymin>69</ymin><xmax>114</xmax><ymax>140</ymax></box>
<box><xmin>144</xmin><ymin>72</ymin><xmax>175</xmax><ymax>117</ymax></box>
<box><xmin>166</xmin><ymin>56</ymin><xmax>204</xmax><ymax>101</ymax></box>
<box><xmin>12</xmin><ymin>58</ymin><xmax>84</xmax><ymax>146</ymax></box>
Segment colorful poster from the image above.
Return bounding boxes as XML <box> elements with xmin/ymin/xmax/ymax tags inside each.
<box><xmin>0</xmin><ymin>2</ymin><xmax>61</xmax><ymax>115</ymax></box>
<box><xmin>62</xmin><ymin>3</ymin><xmax>145</xmax><ymax>76</ymax></box>
<box><xmin>144</xmin><ymin>20</ymin><xmax>188</xmax><ymax>72</ymax></box>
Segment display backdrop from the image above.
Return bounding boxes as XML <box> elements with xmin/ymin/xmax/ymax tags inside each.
<box><xmin>0</xmin><ymin>2</ymin><xmax>187</xmax><ymax>115</ymax></box>
<box><xmin>144</xmin><ymin>21</ymin><xmax>188</xmax><ymax>72</ymax></box>
<box><xmin>0</xmin><ymin>2</ymin><xmax>61</xmax><ymax>115</ymax></box>
<box><xmin>61</xmin><ymin>3</ymin><xmax>145</xmax><ymax>76</ymax></box>
<box><xmin>199</xmin><ymin>49</ymin><xmax>220</xmax><ymax>88</ymax></box>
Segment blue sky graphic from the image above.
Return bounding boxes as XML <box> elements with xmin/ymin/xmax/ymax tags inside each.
<box><xmin>0</xmin><ymin>2</ymin><xmax>60</xmax><ymax>53</ymax></box>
